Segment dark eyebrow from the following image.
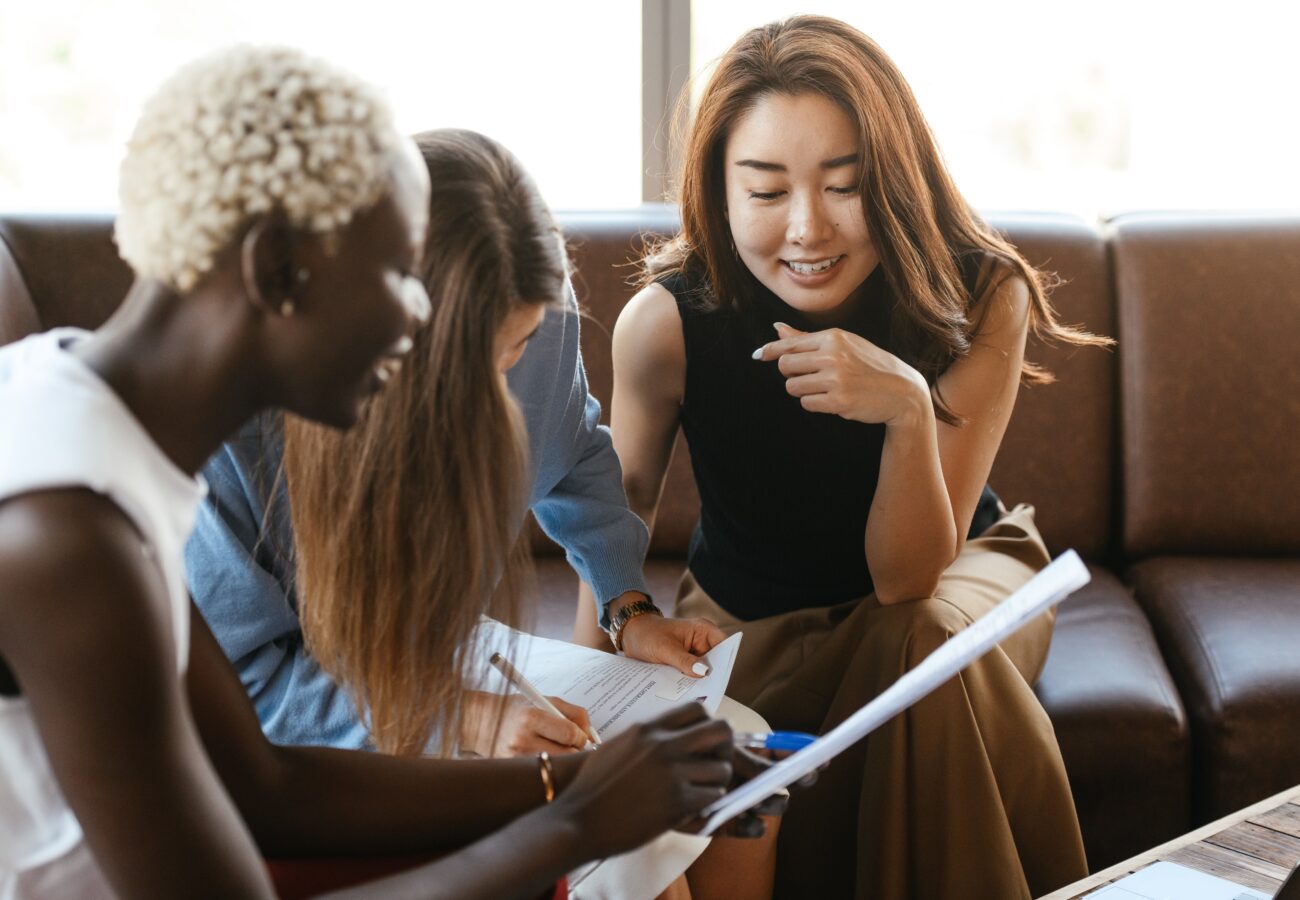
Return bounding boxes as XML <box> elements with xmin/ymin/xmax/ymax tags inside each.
<box><xmin>820</xmin><ymin>153</ymin><xmax>859</xmax><ymax>170</ymax></box>
<box><xmin>733</xmin><ymin>153</ymin><xmax>860</xmax><ymax>173</ymax></box>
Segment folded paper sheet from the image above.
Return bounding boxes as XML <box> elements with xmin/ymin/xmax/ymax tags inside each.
<box><xmin>698</xmin><ymin>549</ymin><xmax>1091</xmax><ymax>835</ymax></box>
<box><xmin>469</xmin><ymin>621</ymin><xmax>742</xmax><ymax>737</ymax></box>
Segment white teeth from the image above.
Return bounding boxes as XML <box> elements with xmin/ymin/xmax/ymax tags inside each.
<box><xmin>787</xmin><ymin>257</ymin><xmax>840</xmax><ymax>275</ymax></box>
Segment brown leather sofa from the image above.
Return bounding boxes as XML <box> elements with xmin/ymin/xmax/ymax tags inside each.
<box><xmin>2</xmin><ymin>208</ymin><xmax>1296</xmax><ymax>876</ymax></box>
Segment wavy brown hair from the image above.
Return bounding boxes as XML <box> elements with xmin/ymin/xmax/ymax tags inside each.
<box><xmin>645</xmin><ymin>15</ymin><xmax>1111</xmax><ymax>423</ymax></box>
<box><xmin>283</xmin><ymin>129</ymin><xmax>566</xmax><ymax>755</ymax></box>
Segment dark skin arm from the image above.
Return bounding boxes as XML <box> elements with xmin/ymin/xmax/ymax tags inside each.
<box><xmin>0</xmin><ymin>490</ymin><xmax>276</xmax><ymax>898</ymax></box>
<box><xmin>0</xmin><ymin>488</ymin><xmax>736</xmax><ymax>900</ymax></box>
<box><xmin>188</xmin><ymin>594</ymin><xmax>584</xmax><ymax>856</ymax></box>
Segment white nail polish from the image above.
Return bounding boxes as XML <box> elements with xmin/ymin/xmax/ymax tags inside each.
<box><xmin>751</xmin><ymin>347</ymin><xmax>763</xmax><ymax>360</ymax></box>
<box><xmin>692</xmin><ymin>662</ymin><xmax>710</xmax><ymax>676</ymax></box>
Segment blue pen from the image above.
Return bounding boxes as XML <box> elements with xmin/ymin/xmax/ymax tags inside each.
<box><xmin>735</xmin><ymin>731</ymin><xmax>817</xmax><ymax>753</ymax></box>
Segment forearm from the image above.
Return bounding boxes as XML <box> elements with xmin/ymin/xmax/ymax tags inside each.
<box><xmin>866</xmin><ymin>402</ymin><xmax>959</xmax><ymax>604</ymax></box>
<box><xmin>242</xmin><ymin>745</ymin><xmax>583</xmax><ymax>857</ymax></box>
<box><xmin>573</xmin><ymin>581</ymin><xmax>614</xmax><ymax>649</ymax></box>
<box><xmin>324</xmin><ymin>803</ymin><xmax>584</xmax><ymax>900</ymax></box>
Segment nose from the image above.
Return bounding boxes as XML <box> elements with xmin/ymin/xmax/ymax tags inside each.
<box><xmin>786</xmin><ymin>192</ymin><xmax>835</xmax><ymax>248</ymax></box>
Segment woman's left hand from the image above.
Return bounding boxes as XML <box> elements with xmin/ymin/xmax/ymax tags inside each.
<box><xmin>612</xmin><ymin>591</ymin><xmax>726</xmax><ymax>678</ymax></box>
<box><xmin>754</xmin><ymin>322</ymin><xmax>931</xmax><ymax>426</ymax></box>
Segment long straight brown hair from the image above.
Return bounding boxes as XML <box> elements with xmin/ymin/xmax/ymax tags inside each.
<box><xmin>646</xmin><ymin>15</ymin><xmax>1111</xmax><ymax>423</ymax></box>
<box><xmin>283</xmin><ymin>129</ymin><xmax>567</xmax><ymax>755</ymax></box>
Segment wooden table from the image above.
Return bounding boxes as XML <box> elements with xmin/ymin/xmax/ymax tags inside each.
<box><xmin>1040</xmin><ymin>785</ymin><xmax>1300</xmax><ymax>898</ymax></box>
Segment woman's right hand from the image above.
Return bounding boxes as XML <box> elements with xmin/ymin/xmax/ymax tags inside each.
<box><xmin>550</xmin><ymin>703</ymin><xmax>733</xmax><ymax>859</ymax></box>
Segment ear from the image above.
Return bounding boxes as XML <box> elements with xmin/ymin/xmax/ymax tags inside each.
<box><xmin>240</xmin><ymin>216</ymin><xmax>298</xmax><ymax>316</ymax></box>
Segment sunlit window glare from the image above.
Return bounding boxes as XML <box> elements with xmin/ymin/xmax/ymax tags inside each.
<box><xmin>1</xmin><ymin>1</ymin><xmax>1296</xmax><ymax>215</ymax></box>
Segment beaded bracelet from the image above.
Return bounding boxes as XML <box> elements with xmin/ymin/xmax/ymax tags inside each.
<box><xmin>537</xmin><ymin>750</ymin><xmax>556</xmax><ymax>804</ymax></box>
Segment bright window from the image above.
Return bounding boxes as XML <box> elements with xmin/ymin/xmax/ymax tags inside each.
<box><xmin>3</xmin><ymin>2</ymin><xmax>1297</xmax><ymax>216</ymax></box>
<box><xmin>692</xmin><ymin>1</ymin><xmax>1300</xmax><ymax>215</ymax></box>
<box><xmin>0</xmin><ymin>0</ymin><xmax>642</xmax><ymax>211</ymax></box>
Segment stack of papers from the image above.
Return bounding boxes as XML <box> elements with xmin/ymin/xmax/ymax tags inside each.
<box><xmin>469</xmin><ymin>620</ymin><xmax>742</xmax><ymax>738</ymax></box>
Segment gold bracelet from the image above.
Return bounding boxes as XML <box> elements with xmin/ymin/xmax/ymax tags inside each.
<box><xmin>536</xmin><ymin>751</ymin><xmax>556</xmax><ymax>804</ymax></box>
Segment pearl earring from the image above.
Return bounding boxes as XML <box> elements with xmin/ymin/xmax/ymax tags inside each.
<box><xmin>280</xmin><ymin>299</ymin><xmax>296</xmax><ymax>317</ymax></box>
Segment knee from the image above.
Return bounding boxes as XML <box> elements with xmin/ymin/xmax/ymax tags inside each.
<box><xmin>871</xmin><ymin>596</ymin><xmax>972</xmax><ymax>668</ymax></box>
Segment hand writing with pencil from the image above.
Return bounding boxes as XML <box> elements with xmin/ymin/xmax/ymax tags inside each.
<box><xmin>459</xmin><ymin>689</ymin><xmax>595</xmax><ymax>757</ymax></box>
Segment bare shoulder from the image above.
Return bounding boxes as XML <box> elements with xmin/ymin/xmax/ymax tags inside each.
<box><xmin>969</xmin><ymin>260</ymin><xmax>1032</xmax><ymax>347</ymax></box>
<box><xmin>612</xmin><ymin>282</ymin><xmax>685</xmax><ymax>398</ymax></box>
<box><xmin>0</xmin><ymin>489</ymin><xmax>172</xmax><ymax>665</ymax></box>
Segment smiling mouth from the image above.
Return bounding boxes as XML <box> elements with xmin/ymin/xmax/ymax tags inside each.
<box><xmin>783</xmin><ymin>256</ymin><xmax>844</xmax><ymax>276</ymax></box>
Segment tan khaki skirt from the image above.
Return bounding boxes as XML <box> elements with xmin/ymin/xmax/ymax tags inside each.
<box><xmin>675</xmin><ymin>503</ymin><xmax>1087</xmax><ymax>900</ymax></box>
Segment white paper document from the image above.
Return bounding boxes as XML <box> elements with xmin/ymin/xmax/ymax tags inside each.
<box><xmin>469</xmin><ymin>621</ymin><xmax>742</xmax><ymax>738</ymax></box>
<box><xmin>698</xmin><ymin>549</ymin><xmax>1092</xmax><ymax>835</ymax></box>
<box><xmin>1084</xmin><ymin>861</ymin><xmax>1271</xmax><ymax>899</ymax></box>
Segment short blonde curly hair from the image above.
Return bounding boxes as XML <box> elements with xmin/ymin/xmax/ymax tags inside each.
<box><xmin>116</xmin><ymin>45</ymin><xmax>404</xmax><ymax>292</ymax></box>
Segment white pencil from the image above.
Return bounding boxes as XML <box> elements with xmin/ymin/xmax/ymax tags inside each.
<box><xmin>489</xmin><ymin>651</ymin><xmax>602</xmax><ymax>748</ymax></box>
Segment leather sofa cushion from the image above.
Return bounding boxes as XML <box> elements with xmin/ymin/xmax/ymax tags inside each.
<box><xmin>0</xmin><ymin>230</ymin><xmax>41</xmax><ymax>345</ymax></box>
<box><xmin>0</xmin><ymin>214</ymin><xmax>130</xmax><ymax>334</ymax></box>
<box><xmin>1115</xmin><ymin>214</ymin><xmax>1300</xmax><ymax>556</ymax></box>
<box><xmin>1130</xmin><ymin>556</ymin><xmax>1300</xmax><ymax>822</ymax></box>
<box><xmin>986</xmin><ymin>214</ymin><xmax>1117</xmax><ymax>561</ymax></box>
<box><xmin>1036</xmin><ymin>565</ymin><xmax>1190</xmax><ymax>870</ymax></box>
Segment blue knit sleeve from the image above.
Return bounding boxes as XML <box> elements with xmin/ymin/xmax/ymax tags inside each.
<box><xmin>183</xmin><ymin>419</ymin><xmax>372</xmax><ymax>749</ymax></box>
<box><xmin>518</xmin><ymin>284</ymin><xmax>651</xmax><ymax>628</ymax></box>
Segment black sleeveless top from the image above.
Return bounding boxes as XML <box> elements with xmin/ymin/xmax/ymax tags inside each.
<box><xmin>666</xmin><ymin>264</ymin><xmax>1001</xmax><ymax>621</ymax></box>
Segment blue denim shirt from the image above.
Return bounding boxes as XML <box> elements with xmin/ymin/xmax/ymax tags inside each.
<box><xmin>183</xmin><ymin>282</ymin><xmax>650</xmax><ymax>748</ymax></box>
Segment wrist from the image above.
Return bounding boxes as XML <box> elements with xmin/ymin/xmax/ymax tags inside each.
<box><xmin>526</xmin><ymin>800</ymin><xmax>587</xmax><ymax>873</ymax></box>
<box><xmin>549</xmin><ymin>748</ymin><xmax>585</xmax><ymax>794</ymax></box>
<box><xmin>458</xmin><ymin>691</ymin><xmax>489</xmax><ymax>754</ymax></box>
<box><xmin>884</xmin><ymin>369</ymin><xmax>934</xmax><ymax>430</ymax></box>
<box><xmin>604</xmin><ymin>590</ymin><xmax>646</xmax><ymax>621</ymax></box>
<box><xmin>600</xmin><ymin>589</ymin><xmax>646</xmax><ymax>631</ymax></box>
<box><xmin>607</xmin><ymin>596</ymin><xmax>663</xmax><ymax>652</ymax></box>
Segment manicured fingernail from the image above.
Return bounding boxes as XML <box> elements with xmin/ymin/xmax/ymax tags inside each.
<box><xmin>774</xmin><ymin>322</ymin><xmax>789</xmax><ymax>331</ymax></box>
<box><xmin>692</xmin><ymin>662</ymin><xmax>710</xmax><ymax>676</ymax></box>
<box><xmin>751</xmin><ymin>347</ymin><xmax>764</xmax><ymax>360</ymax></box>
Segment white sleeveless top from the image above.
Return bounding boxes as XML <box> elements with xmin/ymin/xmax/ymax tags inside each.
<box><xmin>0</xmin><ymin>329</ymin><xmax>205</xmax><ymax>900</ymax></box>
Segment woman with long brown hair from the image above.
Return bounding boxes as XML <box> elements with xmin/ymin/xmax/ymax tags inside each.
<box><xmin>574</xmin><ymin>15</ymin><xmax>1109</xmax><ymax>899</ymax></box>
<box><xmin>188</xmin><ymin>126</ymin><xmax>714</xmax><ymax>760</ymax></box>
<box><xmin>187</xmin><ymin>127</ymin><xmax>785</xmax><ymax>898</ymax></box>
<box><xmin>282</xmin><ymin>128</ymin><xmax>559</xmax><ymax>757</ymax></box>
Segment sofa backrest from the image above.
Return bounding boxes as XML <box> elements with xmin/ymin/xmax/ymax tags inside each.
<box><xmin>559</xmin><ymin>208</ymin><xmax>1119</xmax><ymax>562</ymax></box>
<box><xmin>0</xmin><ymin>214</ymin><xmax>130</xmax><ymax>342</ymax></box>
<box><xmin>0</xmin><ymin>226</ymin><xmax>41</xmax><ymax>344</ymax></box>
<box><xmin>0</xmin><ymin>208</ymin><xmax>1121</xmax><ymax>563</ymax></box>
<box><xmin>1114</xmin><ymin>213</ymin><xmax>1300</xmax><ymax>558</ymax></box>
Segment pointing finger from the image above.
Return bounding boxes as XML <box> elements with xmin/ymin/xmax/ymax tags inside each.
<box><xmin>752</xmin><ymin>334</ymin><xmax>823</xmax><ymax>362</ymax></box>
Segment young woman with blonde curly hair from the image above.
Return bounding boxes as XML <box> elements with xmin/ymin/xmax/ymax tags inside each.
<box><xmin>0</xmin><ymin>47</ymin><xmax>741</xmax><ymax>900</ymax></box>
<box><xmin>573</xmin><ymin>15</ymin><xmax>1111</xmax><ymax>899</ymax></box>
